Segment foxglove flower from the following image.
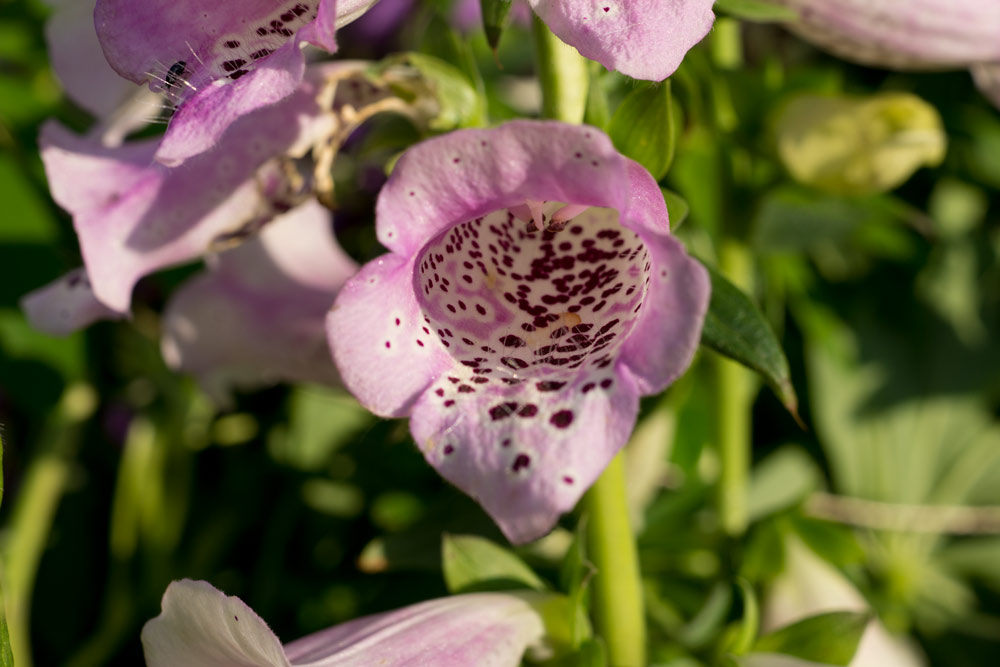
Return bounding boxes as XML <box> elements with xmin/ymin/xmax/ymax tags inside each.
<box><xmin>94</xmin><ymin>0</ymin><xmax>380</xmax><ymax>163</ymax></box>
<box><xmin>327</xmin><ymin>121</ymin><xmax>709</xmax><ymax>543</ymax></box>
<box><xmin>764</xmin><ymin>0</ymin><xmax>1000</xmax><ymax>108</ymax></box>
<box><xmin>143</xmin><ymin>579</ymin><xmax>551</xmax><ymax>667</ymax></box>
<box><xmin>35</xmin><ymin>73</ymin><xmax>332</xmax><ymax>315</ymax></box>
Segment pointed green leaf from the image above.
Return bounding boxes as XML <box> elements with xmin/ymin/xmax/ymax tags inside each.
<box><xmin>699</xmin><ymin>261</ymin><xmax>802</xmax><ymax>424</ymax></box>
<box><xmin>479</xmin><ymin>0</ymin><xmax>513</xmax><ymax>51</ymax></box>
<box><xmin>608</xmin><ymin>81</ymin><xmax>675</xmax><ymax>180</ymax></box>
<box><xmin>752</xmin><ymin>611</ymin><xmax>870</xmax><ymax>665</ymax></box>
<box><xmin>442</xmin><ymin>534</ymin><xmax>547</xmax><ymax>594</ymax></box>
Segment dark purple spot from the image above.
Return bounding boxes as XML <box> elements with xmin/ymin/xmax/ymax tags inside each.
<box><xmin>501</xmin><ymin>438</ymin><xmax>511</xmax><ymax>448</ymax></box>
<box><xmin>490</xmin><ymin>402</ymin><xmax>519</xmax><ymax>420</ymax></box>
<box><xmin>385</xmin><ymin>341</ymin><xmax>391</xmax><ymax>349</ymax></box>
<box><xmin>512</xmin><ymin>453</ymin><xmax>531</xmax><ymax>472</ymax></box>
<box><xmin>457</xmin><ymin>384</ymin><xmax>475</xmax><ymax>393</ymax></box>
<box><xmin>550</xmin><ymin>410</ymin><xmax>574</xmax><ymax>428</ymax></box>
<box><xmin>600</xmin><ymin>378</ymin><xmax>613</xmax><ymax>389</ymax></box>
<box><xmin>581</xmin><ymin>382</ymin><xmax>596</xmax><ymax>393</ymax></box>
<box><xmin>444</xmin><ymin>444</ymin><xmax>455</xmax><ymax>455</ymax></box>
<box><xmin>500</xmin><ymin>335</ymin><xmax>525</xmax><ymax>348</ymax></box>
<box><xmin>518</xmin><ymin>404</ymin><xmax>538</xmax><ymax>418</ymax></box>
<box><xmin>444</xmin><ymin>400</ymin><xmax>455</xmax><ymax>407</ymax></box>
<box><xmin>536</xmin><ymin>380</ymin><xmax>566</xmax><ymax>392</ymax></box>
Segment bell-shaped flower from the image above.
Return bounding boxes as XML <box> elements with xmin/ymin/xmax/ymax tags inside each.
<box><xmin>93</xmin><ymin>0</ymin><xmax>380</xmax><ymax>163</ymax></box>
<box><xmin>765</xmin><ymin>0</ymin><xmax>1000</xmax><ymax>108</ymax></box>
<box><xmin>142</xmin><ymin>579</ymin><xmax>553</xmax><ymax>667</ymax></box>
<box><xmin>161</xmin><ymin>200</ymin><xmax>357</xmax><ymax>399</ymax></box>
<box><xmin>36</xmin><ymin>66</ymin><xmax>337</xmax><ymax>316</ymax></box>
<box><xmin>327</xmin><ymin>121</ymin><xmax>709</xmax><ymax>544</ymax></box>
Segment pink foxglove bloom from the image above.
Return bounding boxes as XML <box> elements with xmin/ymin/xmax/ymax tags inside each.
<box><xmin>34</xmin><ymin>69</ymin><xmax>334</xmax><ymax>316</ymax></box>
<box><xmin>766</xmin><ymin>0</ymin><xmax>1000</xmax><ymax>108</ymax></box>
<box><xmin>327</xmin><ymin>121</ymin><xmax>709</xmax><ymax>543</ymax></box>
<box><xmin>161</xmin><ymin>200</ymin><xmax>356</xmax><ymax>397</ymax></box>
<box><xmin>143</xmin><ymin>579</ymin><xmax>550</xmax><ymax>667</ymax></box>
<box><xmin>93</xmin><ymin>0</ymin><xmax>379</xmax><ymax>163</ymax></box>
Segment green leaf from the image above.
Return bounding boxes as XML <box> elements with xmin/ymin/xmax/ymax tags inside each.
<box><xmin>714</xmin><ymin>0</ymin><xmax>799</xmax><ymax>22</ymax></box>
<box><xmin>442</xmin><ymin>534</ymin><xmax>547</xmax><ymax>594</ymax></box>
<box><xmin>479</xmin><ymin>0</ymin><xmax>513</xmax><ymax>51</ymax></box>
<box><xmin>699</xmin><ymin>261</ymin><xmax>802</xmax><ymax>423</ymax></box>
<box><xmin>608</xmin><ymin>81</ymin><xmax>675</xmax><ymax>181</ymax></box>
<box><xmin>663</xmin><ymin>189</ymin><xmax>690</xmax><ymax>230</ymax></box>
<box><xmin>752</xmin><ymin>611</ymin><xmax>869</xmax><ymax>665</ymax></box>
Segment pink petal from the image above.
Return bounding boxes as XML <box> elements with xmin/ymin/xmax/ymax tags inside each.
<box><xmin>21</xmin><ymin>268</ymin><xmax>122</xmax><ymax>336</ymax></box>
<box><xmin>616</xmin><ymin>160</ymin><xmax>709</xmax><ymax>394</ymax></box>
<box><xmin>326</xmin><ymin>254</ymin><xmax>454</xmax><ymax>417</ymax></box>
<box><xmin>411</xmin><ymin>366</ymin><xmax>640</xmax><ymax>544</ymax></box>
<box><xmin>162</xmin><ymin>201</ymin><xmax>356</xmax><ymax>398</ymax></box>
<box><xmin>375</xmin><ymin>121</ymin><xmax>632</xmax><ymax>256</ymax></box>
<box><xmin>142</xmin><ymin>580</ymin><xmax>291</xmax><ymax>667</ymax></box>
<box><xmin>284</xmin><ymin>593</ymin><xmax>547</xmax><ymax>666</ymax></box>
<box><xmin>775</xmin><ymin>0</ymin><xmax>1000</xmax><ymax>69</ymax></box>
<box><xmin>527</xmin><ymin>0</ymin><xmax>716</xmax><ymax>81</ymax></box>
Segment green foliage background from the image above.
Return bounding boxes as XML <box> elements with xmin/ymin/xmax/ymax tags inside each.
<box><xmin>1</xmin><ymin>0</ymin><xmax>999</xmax><ymax>665</ymax></box>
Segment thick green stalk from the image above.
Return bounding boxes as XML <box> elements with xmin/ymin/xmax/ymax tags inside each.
<box><xmin>3</xmin><ymin>385</ymin><xmax>96</xmax><ymax>667</ymax></box>
<box><xmin>716</xmin><ymin>241</ymin><xmax>755</xmax><ymax>536</ymax></box>
<box><xmin>531</xmin><ymin>15</ymin><xmax>588</xmax><ymax>124</ymax></box>
<box><xmin>585</xmin><ymin>453</ymin><xmax>646</xmax><ymax>667</ymax></box>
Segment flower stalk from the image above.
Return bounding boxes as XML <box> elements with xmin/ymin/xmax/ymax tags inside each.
<box><xmin>585</xmin><ymin>452</ymin><xmax>646</xmax><ymax>667</ymax></box>
<box><xmin>531</xmin><ymin>15</ymin><xmax>588</xmax><ymax>124</ymax></box>
<box><xmin>715</xmin><ymin>240</ymin><xmax>755</xmax><ymax>536</ymax></box>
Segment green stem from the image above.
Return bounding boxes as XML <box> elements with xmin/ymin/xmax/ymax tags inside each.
<box><xmin>2</xmin><ymin>384</ymin><xmax>96</xmax><ymax>667</ymax></box>
<box><xmin>531</xmin><ymin>15</ymin><xmax>588</xmax><ymax>124</ymax></box>
<box><xmin>585</xmin><ymin>452</ymin><xmax>645</xmax><ymax>667</ymax></box>
<box><xmin>716</xmin><ymin>241</ymin><xmax>755</xmax><ymax>536</ymax></box>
